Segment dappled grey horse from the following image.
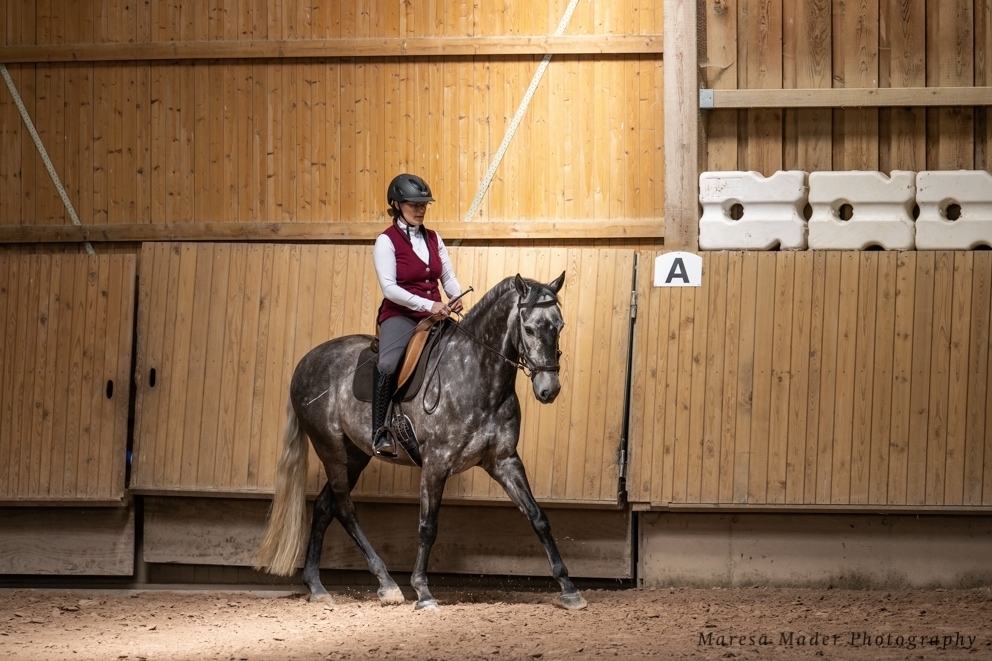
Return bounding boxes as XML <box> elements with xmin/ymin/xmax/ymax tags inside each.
<box><xmin>257</xmin><ymin>273</ymin><xmax>587</xmax><ymax>611</ymax></box>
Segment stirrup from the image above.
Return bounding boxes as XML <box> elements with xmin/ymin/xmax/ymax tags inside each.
<box><xmin>373</xmin><ymin>427</ymin><xmax>397</xmax><ymax>458</ymax></box>
<box><xmin>391</xmin><ymin>413</ymin><xmax>422</xmax><ymax>467</ymax></box>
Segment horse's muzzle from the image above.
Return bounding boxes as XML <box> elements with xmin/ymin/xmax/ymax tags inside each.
<box><xmin>532</xmin><ymin>372</ymin><xmax>561</xmax><ymax>403</ymax></box>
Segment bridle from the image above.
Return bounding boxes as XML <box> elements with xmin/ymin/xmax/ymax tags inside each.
<box><xmin>447</xmin><ymin>294</ymin><xmax>562</xmax><ymax>379</ymax></box>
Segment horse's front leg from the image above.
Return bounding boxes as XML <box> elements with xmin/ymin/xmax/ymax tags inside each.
<box><xmin>486</xmin><ymin>454</ymin><xmax>587</xmax><ymax>610</ymax></box>
<box><xmin>410</xmin><ymin>462</ymin><xmax>449</xmax><ymax>611</ymax></box>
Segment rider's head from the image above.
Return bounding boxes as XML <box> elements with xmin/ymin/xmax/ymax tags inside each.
<box><xmin>387</xmin><ymin>173</ymin><xmax>434</xmax><ymax>225</ymax></box>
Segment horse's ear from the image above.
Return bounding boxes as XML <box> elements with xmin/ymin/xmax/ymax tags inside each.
<box><xmin>548</xmin><ymin>270</ymin><xmax>566</xmax><ymax>293</ymax></box>
<box><xmin>514</xmin><ymin>274</ymin><xmax>530</xmax><ymax>297</ymax></box>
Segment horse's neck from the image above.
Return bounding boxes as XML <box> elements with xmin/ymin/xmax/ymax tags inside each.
<box><xmin>457</xmin><ymin>292</ymin><xmax>519</xmax><ymax>381</ymax></box>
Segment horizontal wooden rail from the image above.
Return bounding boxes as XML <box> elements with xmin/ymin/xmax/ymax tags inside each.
<box><xmin>0</xmin><ymin>35</ymin><xmax>663</xmax><ymax>63</ymax></box>
<box><xmin>0</xmin><ymin>219</ymin><xmax>664</xmax><ymax>243</ymax></box>
<box><xmin>701</xmin><ymin>86</ymin><xmax>992</xmax><ymax>108</ymax></box>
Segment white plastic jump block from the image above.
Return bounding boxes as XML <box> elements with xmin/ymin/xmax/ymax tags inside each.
<box><xmin>699</xmin><ymin>170</ymin><xmax>808</xmax><ymax>250</ymax></box>
<box><xmin>807</xmin><ymin>170</ymin><xmax>917</xmax><ymax>250</ymax></box>
<box><xmin>916</xmin><ymin>170</ymin><xmax>992</xmax><ymax>250</ymax></box>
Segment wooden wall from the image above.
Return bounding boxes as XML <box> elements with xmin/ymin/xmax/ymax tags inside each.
<box><xmin>702</xmin><ymin>0</ymin><xmax>992</xmax><ymax>174</ymax></box>
<box><xmin>628</xmin><ymin>250</ymin><xmax>992</xmax><ymax>510</ymax></box>
<box><xmin>131</xmin><ymin>243</ymin><xmax>634</xmax><ymax>506</ymax></box>
<box><xmin>0</xmin><ymin>253</ymin><xmax>135</xmax><ymax>504</ymax></box>
<box><xmin>0</xmin><ymin>0</ymin><xmax>664</xmax><ymax>233</ymax></box>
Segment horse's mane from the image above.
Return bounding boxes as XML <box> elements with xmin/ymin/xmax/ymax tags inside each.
<box><xmin>460</xmin><ymin>276</ymin><xmax>559</xmax><ymax>329</ymax></box>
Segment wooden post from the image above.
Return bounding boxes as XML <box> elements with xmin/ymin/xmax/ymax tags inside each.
<box><xmin>664</xmin><ymin>0</ymin><xmax>700</xmax><ymax>250</ymax></box>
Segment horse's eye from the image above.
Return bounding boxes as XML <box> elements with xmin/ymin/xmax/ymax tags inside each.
<box><xmin>524</xmin><ymin>327</ymin><xmax>535</xmax><ymax>336</ymax></box>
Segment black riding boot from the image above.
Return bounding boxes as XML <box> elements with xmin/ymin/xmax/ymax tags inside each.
<box><xmin>372</xmin><ymin>364</ymin><xmax>397</xmax><ymax>457</ymax></box>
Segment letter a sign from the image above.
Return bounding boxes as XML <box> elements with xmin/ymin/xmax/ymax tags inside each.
<box><xmin>653</xmin><ymin>252</ymin><xmax>702</xmax><ymax>287</ymax></box>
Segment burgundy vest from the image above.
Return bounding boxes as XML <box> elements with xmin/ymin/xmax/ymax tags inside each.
<box><xmin>377</xmin><ymin>221</ymin><xmax>443</xmax><ymax>324</ymax></box>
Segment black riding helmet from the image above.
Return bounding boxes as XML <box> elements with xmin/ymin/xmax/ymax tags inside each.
<box><xmin>387</xmin><ymin>173</ymin><xmax>435</xmax><ymax>205</ymax></box>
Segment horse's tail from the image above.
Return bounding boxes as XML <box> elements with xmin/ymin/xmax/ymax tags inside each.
<box><xmin>256</xmin><ymin>398</ymin><xmax>309</xmax><ymax>576</ymax></box>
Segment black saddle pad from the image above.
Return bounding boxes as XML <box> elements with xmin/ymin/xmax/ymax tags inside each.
<box><xmin>352</xmin><ymin>320</ymin><xmax>450</xmax><ymax>403</ymax></box>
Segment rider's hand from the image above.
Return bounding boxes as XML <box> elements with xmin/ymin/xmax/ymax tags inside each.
<box><xmin>448</xmin><ymin>298</ymin><xmax>464</xmax><ymax>313</ymax></box>
<box><xmin>430</xmin><ymin>301</ymin><xmax>450</xmax><ymax>316</ymax></box>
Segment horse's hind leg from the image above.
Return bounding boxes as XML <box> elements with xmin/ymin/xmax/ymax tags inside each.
<box><xmin>486</xmin><ymin>454</ymin><xmax>587</xmax><ymax>610</ymax></box>
<box><xmin>301</xmin><ymin>483</ymin><xmax>336</xmax><ymax>602</ymax></box>
<box><xmin>303</xmin><ymin>438</ymin><xmax>404</xmax><ymax>605</ymax></box>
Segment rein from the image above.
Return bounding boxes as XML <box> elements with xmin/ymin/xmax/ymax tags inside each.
<box><xmin>448</xmin><ymin>297</ymin><xmax>562</xmax><ymax>378</ymax></box>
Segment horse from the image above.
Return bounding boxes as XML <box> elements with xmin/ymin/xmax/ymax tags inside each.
<box><xmin>256</xmin><ymin>272</ymin><xmax>587</xmax><ymax>611</ymax></box>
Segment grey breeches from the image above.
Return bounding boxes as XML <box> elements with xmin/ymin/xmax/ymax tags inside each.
<box><xmin>377</xmin><ymin>315</ymin><xmax>418</xmax><ymax>374</ymax></box>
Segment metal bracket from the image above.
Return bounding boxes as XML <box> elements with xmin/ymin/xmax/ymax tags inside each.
<box><xmin>699</xmin><ymin>88</ymin><xmax>715</xmax><ymax>109</ymax></box>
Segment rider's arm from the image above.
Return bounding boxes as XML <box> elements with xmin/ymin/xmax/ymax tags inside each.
<box><xmin>436</xmin><ymin>234</ymin><xmax>462</xmax><ymax>300</ymax></box>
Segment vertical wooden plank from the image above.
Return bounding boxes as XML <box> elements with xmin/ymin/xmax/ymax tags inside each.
<box><xmin>703</xmin><ymin>0</ymin><xmax>738</xmax><ymax>171</ymax></box>
<box><xmin>732</xmin><ymin>252</ymin><xmax>758</xmax><ymax>503</ymax></box>
<box><xmin>943</xmin><ymin>251</ymin><xmax>973</xmax><ymax>505</ymax></box>
<box><xmin>700</xmin><ymin>251</ymin><xmax>727</xmax><ymax>503</ymax></box>
<box><xmin>718</xmin><ymin>252</ymin><xmax>743</xmax><ymax>504</ymax></box>
<box><xmin>107</xmin><ymin>254</ymin><xmax>135</xmax><ymax>500</ymax></box>
<box><xmin>814</xmin><ymin>252</ymin><xmax>841</xmax><ymax>503</ymax></box>
<box><xmin>802</xmin><ymin>252</ymin><xmax>826</xmax><ymax>503</ymax></box>
<box><xmin>246</xmin><ymin>244</ymin><xmax>276</xmax><ymax>488</ymax></box>
<box><xmin>230</xmin><ymin>244</ymin><xmax>264</xmax><ymax>491</ymax></box>
<box><xmin>926</xmin><ymin>0</ymin><xmax>974</xmax><ymax>169</ymax></box>
<box><xmin>27</xmin><ymin>257</ymin><xmax>53</xmax><ymax>498</ymax></box>
<box><xmin>785</xmin><ymin>252</ymin><xmax>812</xmax><ymax>504</ymax></box>
<box><xmin>830</xmin><ymin>252</ymin><xmax>860</xmax><ymax>504</ymax></box>
<box><xmin>743</xmin><ymin>0</ymin><xmax>784</xmax><ymax>174</ymax></box>
<box><xmin>256</xmin><ymin>245</ymin><xmax>300</xmax><ymax>492</ymax></box>
<box><xmin>883</xmin><ymin>0</ymin><xmax>926</xmax><ymax>171</ymax></box>
<box><xmin>869</xmin><ymin>252</ymin><xmax>897</xmax><ymax>504</ymax></box>
<box><xmin>161</xmin><ymin>244</ymin><xmax>196</xmax><ymax>487</ymax></box>
<box><xmin>628</xmin><ymin>253</ymin><xmax>657</xmax><ymax>504</ymax></box>
<box><xmin>195</xmin><ymin>244</ymin><xmax>232</xmax><ymax>487</ymax></box>
<box><xmin>791</xmin><ymin>0</ymin><xmax>832</xmax><ymax>170</ymax></box>
<box><xmin>766</xmin><ymin>253</ymin><xmax>796</xmax><ymax>504</ymax></box>
<box><xmin>670</xmin><ymin>285</ymin><xmax>696</xmax><ymax>504</ymax></box>
<box><xmin>965</xmin><ymin>252</ymin><xmax>991</xmax><ymax>505</ymax></box>
<box><xmin>906</xmin><ymin>251</ymin><xmax>935</xmax><ymax>505</ymax></box>
<box><xmin>658</xmin><ymin>284</ymin><xmax>681</xmax><ymax>505</ymax></box>
<box><xmin>74</xmin><ymin>256</ymin><xmax>100</xmax><ymax>497</ymax></box>
<box><xmin>663</xmin><ymin>0</ymin><xmax>699</xmax><ymax>248</ymax></box>
<box><xmin>835</xmin><ymin>0</ymin><xmax>879</xmax><ymax>170</ymax></box>
<box><xmin>745</xmin><ymin>253</ymin><xmax>775</xmax><ymax>504</ymax></box>
<box><xmin>174</xmin><ymin>244</ymin><xmax>212</xmax><ymax>489</ymax></box>
<box><xmin>211</xmin><ymin>243</ymin><xmax>247</xmax><ymax>488</ymax></box>
<box><xmin>887</xmin><ymin>251</ymin><xmax>917</xmax><ymax>504</ymax></box>
<box><xmin>136</xmin><ymin>243</ymin><xmax>171</xmax><ymax>488</ymax></box>
<box><xmin>18</xmin><ymin>258</ymin><xmax>42</xmax><ymax>498</ymax></box>
<box><xmin>849</xmin><ymin>253</ymin><xmax>878</xmax><ymax>505</ymax></box>
<box><xmin>684</xmin><ymin>254</ymin><xmax>711</xmax><ymax>504</ymax></box>
<box><xmin>0</xmin><ymin>258</ymin><xmax>10</xmax><ymax>496</ymax></box>
<box><xmin>925</xmin><ymin>251</ymin><xmax>954</xmax><ymax>505</ymax></box>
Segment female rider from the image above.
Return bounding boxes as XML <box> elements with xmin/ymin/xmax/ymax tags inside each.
<box><xmin>371</xmin><ymin>173</ymin><xmax>463</xmax><ymax>457</ymax></box>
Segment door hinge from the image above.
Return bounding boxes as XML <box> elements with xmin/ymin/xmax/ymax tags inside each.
<box><xmin>618</xmin><ymin>445</ymin><xmax>627</xmax><ymax>480</ymax></box>
<box><xmin>629</xmin><ymin>290</ymin><xmax>637</xmax><ymax>319</ymax></box>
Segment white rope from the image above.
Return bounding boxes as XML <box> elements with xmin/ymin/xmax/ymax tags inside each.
<box><xmin>462</xmin><ymin>0</ymin><xmax>582</xmax><ymax>223</ymax></box>
<box><xmin>1</xmin><ymin>63</ymin><xmax>94</xmax><ymax>255</ymax></box>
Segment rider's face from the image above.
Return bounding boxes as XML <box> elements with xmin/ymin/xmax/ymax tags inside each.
<box><xmin>400</xmin><ymin>201</ymin><xmax>429</xmax><ymax>226</ymax></box>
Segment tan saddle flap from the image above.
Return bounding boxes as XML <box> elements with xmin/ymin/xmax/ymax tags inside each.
<box><xmin>396</xmin><ymin>311</ymin><xmax>446</xmax><ymax>389</ymax></box>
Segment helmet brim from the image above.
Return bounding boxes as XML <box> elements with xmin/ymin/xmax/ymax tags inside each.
<box><xmin>401</xmin><ymin>195</ymin><xmax>435</xmax><ymax>203</ymax></box>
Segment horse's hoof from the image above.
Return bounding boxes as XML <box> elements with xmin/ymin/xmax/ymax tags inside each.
<box><xmin>377</xmin><ymin>586</ymin><xmax>405</xmax><ymax>605</ymax></box>
<box><xmin>414</xmin><ymin>599</ymin><xmax>440</xmax><ymax>611</ymax></box>
<box><xmin>308</xmin><ymin>591</ymin><xmax>334</xmax><ymax>604</ymax></box>
<box><xmin>557</xmin><ymin>592</ymin><xmax>587</xmax><ymax>610</ymax></box>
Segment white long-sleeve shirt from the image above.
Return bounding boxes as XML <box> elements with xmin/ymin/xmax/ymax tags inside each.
<box><xmin>373</xmin><ymin>220</ymin><xmax>462</xmax><ymax>313</ymax></box>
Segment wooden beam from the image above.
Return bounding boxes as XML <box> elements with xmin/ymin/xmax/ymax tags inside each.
<box><xmin>0</xmin><ymin>219</ymin><xmax>664</xmax><ymax>244</ymax></box>
<box><xmin>704</xmin><ymin>86</ymin><xmax>992</xmax><ymax>108</ymax></box>
<box><xmin>0</xmin><ymin>35</ymin><xmax>663</xmax><ymax>63</ymax></box>
<box><xmin>664</xmin><ymin>0</ymin><xmax>700</xmax><ymax>250</ymax></box>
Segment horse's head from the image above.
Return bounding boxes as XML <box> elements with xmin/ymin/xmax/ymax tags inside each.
<box><xmin>513</xmin><ymin>271</ymin><xmax>566</xmax><ymax>404</ymax></box>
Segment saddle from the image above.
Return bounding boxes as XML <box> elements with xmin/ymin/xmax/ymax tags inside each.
<box><xmin>352</xmin><ymin>316</ymin><xmax>450</xmax><ymax>403</ymax></box>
